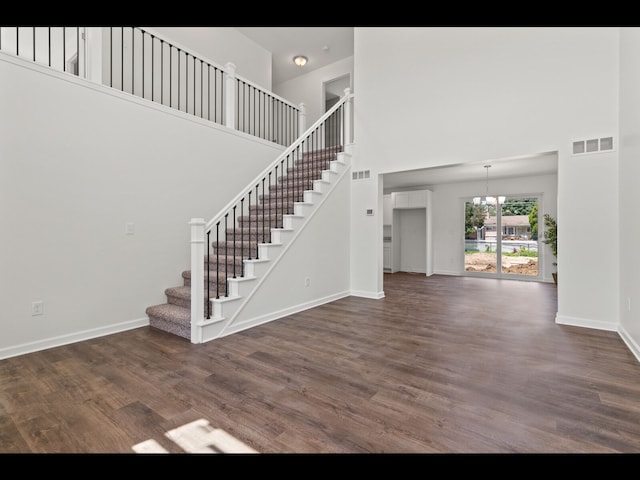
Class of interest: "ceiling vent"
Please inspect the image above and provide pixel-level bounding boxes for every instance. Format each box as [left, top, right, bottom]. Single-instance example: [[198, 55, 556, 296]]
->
[[572, 136, 614, 155]]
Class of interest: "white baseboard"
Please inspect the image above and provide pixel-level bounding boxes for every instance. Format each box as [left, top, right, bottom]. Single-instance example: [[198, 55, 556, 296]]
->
[[618, 324, 640, 364], [351, 290, 385, 299], [0, 317, 149, 360], [223, 291, 352, 337], [555, 313, 618, 332], [400, 266, 426, 274], [433, 270, 460, 276]]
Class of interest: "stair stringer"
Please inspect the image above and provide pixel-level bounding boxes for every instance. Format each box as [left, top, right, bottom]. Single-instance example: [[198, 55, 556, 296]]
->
[[196, 151, 352, 343]]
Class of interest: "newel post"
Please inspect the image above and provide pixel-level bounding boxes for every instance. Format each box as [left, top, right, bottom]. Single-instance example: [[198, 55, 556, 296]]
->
[[189, 218, 205, 343], [224, 62, 237, 130], [343, 87, 352, 145], [298, 102, 306, 137]]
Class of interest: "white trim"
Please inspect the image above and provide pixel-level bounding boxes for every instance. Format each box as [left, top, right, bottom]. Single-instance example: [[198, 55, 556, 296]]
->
[[204, 93, 354, 233], [433, 270, 460, 276], [618, 325, 640, 364], [0, 317, 149, 361], [216, 156, 351, 336], [555, 313, 618, 332], [217, 291, 351, 338], [351, 290, 385, 299], [462, 193, 545, 282]]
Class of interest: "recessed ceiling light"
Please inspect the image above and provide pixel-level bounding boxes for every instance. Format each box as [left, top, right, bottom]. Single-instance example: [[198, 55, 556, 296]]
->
[[293, 55, 308, 67]]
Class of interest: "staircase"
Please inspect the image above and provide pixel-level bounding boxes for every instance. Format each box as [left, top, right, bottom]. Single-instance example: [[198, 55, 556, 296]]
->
[[145, 144, 348, 341]]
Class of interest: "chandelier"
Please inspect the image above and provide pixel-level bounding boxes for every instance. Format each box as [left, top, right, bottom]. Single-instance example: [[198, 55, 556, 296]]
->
[[473, 165, 505, 206]]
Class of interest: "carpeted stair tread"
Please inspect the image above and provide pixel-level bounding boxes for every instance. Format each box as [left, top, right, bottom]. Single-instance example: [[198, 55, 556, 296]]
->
[[203, 255, 244, 267], [165, 285, 219, 309], [182, 269, 231, 283], [165, 285, 218, 299], [225, 230, 271, 242]]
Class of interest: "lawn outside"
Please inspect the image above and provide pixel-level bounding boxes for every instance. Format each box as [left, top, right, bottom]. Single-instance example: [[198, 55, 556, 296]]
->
[[464, 252, 538, 275]]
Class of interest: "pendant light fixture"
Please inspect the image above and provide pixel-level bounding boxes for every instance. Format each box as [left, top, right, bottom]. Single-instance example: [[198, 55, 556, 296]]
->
[[293, 55, 308, 67], [473, 165, 505, 206]]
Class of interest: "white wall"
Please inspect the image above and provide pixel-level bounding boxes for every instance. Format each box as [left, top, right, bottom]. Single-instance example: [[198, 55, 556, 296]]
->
[[618, 27, 640, 359], [223, 164, 351, 333], [274, 56, 354, 127], [425, 173, 558, 281], [557, 150, 619, 330], [353, 27, 620, 330], [150, 27, 272, 90], [0, 53, 283, 359]]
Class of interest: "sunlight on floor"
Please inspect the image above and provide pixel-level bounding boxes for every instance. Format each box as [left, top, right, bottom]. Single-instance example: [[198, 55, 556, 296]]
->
[[131, 418, 258, 453]]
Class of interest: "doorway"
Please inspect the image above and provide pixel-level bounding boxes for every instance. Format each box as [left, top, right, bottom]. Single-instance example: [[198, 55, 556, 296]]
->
[[397, 209, 427, 274], [323, 74, 350, 148]]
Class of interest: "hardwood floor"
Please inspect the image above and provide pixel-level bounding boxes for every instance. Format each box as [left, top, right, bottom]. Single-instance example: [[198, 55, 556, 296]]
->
[[2, 272, 640, 454]]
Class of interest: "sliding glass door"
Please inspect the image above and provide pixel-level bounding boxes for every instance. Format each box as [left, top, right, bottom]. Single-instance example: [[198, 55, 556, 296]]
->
[[464, 196, 540, 279], [464, 200, 497, 273]]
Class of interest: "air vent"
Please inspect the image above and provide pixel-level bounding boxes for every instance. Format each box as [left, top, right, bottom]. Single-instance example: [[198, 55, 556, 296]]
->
[[352, 169, 371, 181], [572, 136, 614, 155]]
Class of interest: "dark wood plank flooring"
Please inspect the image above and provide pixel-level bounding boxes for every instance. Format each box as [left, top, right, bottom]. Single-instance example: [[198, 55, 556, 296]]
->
[[2, 272, 640, 453]]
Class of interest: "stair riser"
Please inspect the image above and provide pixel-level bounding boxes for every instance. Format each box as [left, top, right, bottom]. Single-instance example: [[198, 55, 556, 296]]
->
[[225, 231, 271, 242], [279, 169, 326, 182], [148, 316, 191, 340], [237, 217, 283, 228], [247, 202, 294, 212], [246, 209, 286, 221], [166, 293, 224, 311], [182, 271, 233, 286], [299, 151, 340, 161], [252, 201, 296, 212], [287, 167, 330, 178], [183, 277, 230, 293], [259, 189, 305, 199], [167, 295, 207, 310], [202, 258, 244, 269], [208, 259, 255, 270], [278, 178, 315, 188], [211, 246, 261, 259], [277, 179, 321, 189]]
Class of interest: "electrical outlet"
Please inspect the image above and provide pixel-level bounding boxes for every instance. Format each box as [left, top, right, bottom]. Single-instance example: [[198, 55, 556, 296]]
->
[[304, 277, 311, 287], [32, 301, 44, 316], [126, 222, 135, 235]]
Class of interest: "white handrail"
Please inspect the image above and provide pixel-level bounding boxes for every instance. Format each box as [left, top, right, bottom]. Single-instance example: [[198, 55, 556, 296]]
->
[[204, 89, 353, 233]]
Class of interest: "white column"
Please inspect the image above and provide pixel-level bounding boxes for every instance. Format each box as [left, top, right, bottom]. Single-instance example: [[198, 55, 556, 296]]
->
[[298, 102, 306, 137], [343, 87, 352, 145], [189, 218, 205, 343], [224, 62, 236, 130]]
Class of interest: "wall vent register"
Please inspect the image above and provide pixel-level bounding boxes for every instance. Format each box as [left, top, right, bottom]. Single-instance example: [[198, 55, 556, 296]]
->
[[573, 136, 613, 155], [352, 170, 370, 180]]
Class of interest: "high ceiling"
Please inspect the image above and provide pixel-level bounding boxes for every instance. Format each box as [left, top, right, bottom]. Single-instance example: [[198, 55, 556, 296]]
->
[[235, 27, 558, 189], [236, 27, 354, 85]]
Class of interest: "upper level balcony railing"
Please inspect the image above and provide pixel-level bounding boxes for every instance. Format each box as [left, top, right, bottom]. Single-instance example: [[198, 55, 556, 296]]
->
[[0, 26, 303, 147]]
